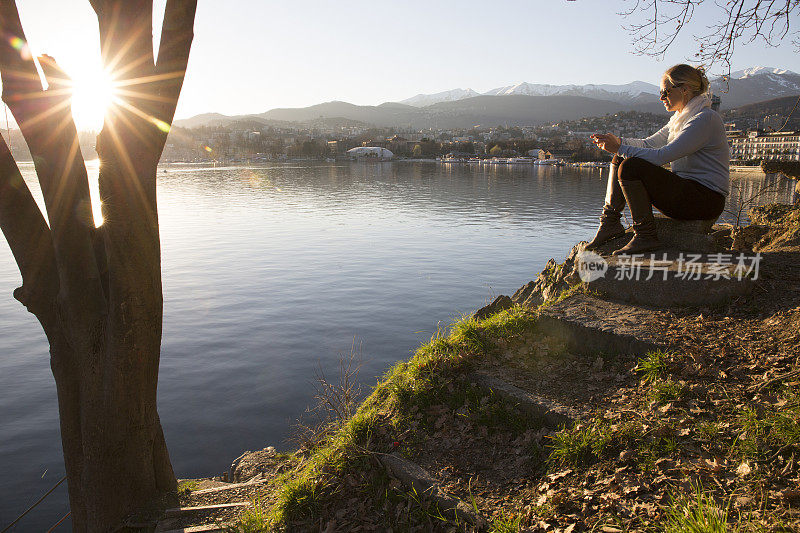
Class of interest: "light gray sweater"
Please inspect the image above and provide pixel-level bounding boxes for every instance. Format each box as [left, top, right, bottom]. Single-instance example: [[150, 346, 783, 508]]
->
[[618, 108, 730, 196]]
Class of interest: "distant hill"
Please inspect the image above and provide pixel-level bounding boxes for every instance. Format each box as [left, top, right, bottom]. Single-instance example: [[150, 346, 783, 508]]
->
[[722, 94, 800, 130], [257, 101, 427, 126], [400, 88, 481, 107], [173, 66, 798, 130], [172, 112, 364, 131], [301, 116, 371, 129], [177, 95, 667, 130], [174, 112, 242, 128], [421, 94, 665, 128]]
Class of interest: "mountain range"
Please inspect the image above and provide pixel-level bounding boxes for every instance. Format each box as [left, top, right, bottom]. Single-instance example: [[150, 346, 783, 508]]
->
[[401, 81, 660, 106], [175, 67, 800, 130]]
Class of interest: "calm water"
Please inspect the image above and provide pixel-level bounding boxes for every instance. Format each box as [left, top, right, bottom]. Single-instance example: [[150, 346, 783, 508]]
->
[[0, 161, 793, 530]]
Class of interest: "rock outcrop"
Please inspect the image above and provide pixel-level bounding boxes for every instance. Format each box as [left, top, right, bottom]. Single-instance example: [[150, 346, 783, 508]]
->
[[473, 212, 779, 317], [228, 446, 282, 483]]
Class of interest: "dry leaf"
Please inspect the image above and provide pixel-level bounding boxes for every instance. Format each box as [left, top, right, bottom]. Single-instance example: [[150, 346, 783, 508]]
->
[[548, 469, 573, 482], [703, 458, 725, 472], [736, 461, 752, 477]]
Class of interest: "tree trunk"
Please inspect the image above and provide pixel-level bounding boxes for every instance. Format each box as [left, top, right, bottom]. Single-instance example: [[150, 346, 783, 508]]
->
[[0, 1, 196, 530]]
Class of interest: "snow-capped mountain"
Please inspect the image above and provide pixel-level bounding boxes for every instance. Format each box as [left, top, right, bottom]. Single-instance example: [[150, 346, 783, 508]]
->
[[398, 80, 659, 107], [728, 66, 790, 79], [396, 68, 800, 110], [483, 81, 658, 101], [710, 67, 800, 108], [399, 88, 480, 107]]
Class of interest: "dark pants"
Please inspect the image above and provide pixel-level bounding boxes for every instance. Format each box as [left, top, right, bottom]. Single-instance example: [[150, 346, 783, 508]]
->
[[612, 155, 725, 220]]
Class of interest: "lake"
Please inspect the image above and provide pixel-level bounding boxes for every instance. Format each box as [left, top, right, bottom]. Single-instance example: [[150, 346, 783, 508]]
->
[[0, 161, 793, 530]]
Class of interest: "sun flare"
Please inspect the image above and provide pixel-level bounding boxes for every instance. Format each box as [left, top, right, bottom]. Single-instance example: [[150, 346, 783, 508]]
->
[[69, 66, 116, 131]]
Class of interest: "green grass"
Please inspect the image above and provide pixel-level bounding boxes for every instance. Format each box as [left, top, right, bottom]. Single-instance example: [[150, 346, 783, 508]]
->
[[405, 486, 457, 527], [636, 350, 670, 383], [176, 480, 199, 493], [547, 419, 645, 468], [734, 389, 800, 460], [637, 434, 678, 473], [547, 416, 682, 470], [548, 419, 614, 467], [230, 305, 538, 530], [537, 282, 588, 311], [650, 379, 686, 403], [225, 497, 271, 532], [490, 510, 522, 533], [661, 485, 734, 533], [696, 421, 721, 441]]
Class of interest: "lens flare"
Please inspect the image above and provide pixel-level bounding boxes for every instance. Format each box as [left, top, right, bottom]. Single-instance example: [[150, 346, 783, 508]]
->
[[9, 36, 31, 60], [152, 118, 171, 133]]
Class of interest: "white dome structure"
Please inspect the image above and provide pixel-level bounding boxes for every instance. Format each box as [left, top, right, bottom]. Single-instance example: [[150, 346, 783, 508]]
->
[[346, 147, 394, 161]]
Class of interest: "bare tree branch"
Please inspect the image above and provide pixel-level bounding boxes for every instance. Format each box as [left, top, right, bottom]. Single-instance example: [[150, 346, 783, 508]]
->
[[622, 0, 697, 57], [620, 0, 800, 74]]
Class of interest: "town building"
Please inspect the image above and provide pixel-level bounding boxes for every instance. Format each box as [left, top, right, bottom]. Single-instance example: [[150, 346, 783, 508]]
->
[[728, 129, 800, 162], [547, 149, 575, 161], [347, 147, 394, 161]]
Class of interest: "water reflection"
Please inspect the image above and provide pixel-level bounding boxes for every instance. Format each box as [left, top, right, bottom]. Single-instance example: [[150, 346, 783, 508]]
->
[[726, 172, 796, 225]]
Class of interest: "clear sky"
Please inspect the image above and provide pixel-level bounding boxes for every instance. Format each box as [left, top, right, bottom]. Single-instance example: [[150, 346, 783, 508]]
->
[[14, 0, 800, 127]]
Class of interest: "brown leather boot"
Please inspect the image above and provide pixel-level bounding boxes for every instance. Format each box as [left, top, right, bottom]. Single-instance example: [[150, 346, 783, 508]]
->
[[613, 179, 660, 255], [586, 159, 627, 250], [585, 206, 626, 250]]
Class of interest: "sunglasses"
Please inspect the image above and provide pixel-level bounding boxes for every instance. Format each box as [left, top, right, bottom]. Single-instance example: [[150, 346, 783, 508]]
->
[[659, 84, 683, 99]]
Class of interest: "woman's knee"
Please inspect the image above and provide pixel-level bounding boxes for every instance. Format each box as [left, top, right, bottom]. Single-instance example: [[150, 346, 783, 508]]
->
[[617, 157, 647, 182]]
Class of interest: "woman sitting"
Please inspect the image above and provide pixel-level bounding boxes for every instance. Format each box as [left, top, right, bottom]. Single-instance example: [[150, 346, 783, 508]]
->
[[587, 64, 730, 255]]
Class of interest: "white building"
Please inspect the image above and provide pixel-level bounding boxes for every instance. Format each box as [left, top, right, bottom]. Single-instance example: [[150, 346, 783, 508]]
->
[[729, 130, 800, 162], [346, 147, 394, 161]]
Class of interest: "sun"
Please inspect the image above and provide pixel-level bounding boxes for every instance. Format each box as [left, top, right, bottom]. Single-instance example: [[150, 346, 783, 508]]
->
[[69, 65, 116, 131]]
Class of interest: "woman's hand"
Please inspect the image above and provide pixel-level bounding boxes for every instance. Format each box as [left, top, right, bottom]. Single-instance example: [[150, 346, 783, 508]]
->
[[590, 133, 621, 154]]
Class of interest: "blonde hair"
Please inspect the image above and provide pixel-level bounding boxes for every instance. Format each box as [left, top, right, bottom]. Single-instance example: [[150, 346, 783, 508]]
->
[[663, 64, 710, 98]]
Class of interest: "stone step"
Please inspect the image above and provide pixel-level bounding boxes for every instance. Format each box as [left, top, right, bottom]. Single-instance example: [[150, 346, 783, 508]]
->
[[468, 371, 579, 428], [163, 502, 251, 519], [536, 294, 668, 356], [159, 524, 232, 533], [578, 251, 757, 307], [189, 478, 268, 495], [378, 453, 489, 529], [651, 214, 719, 253]]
